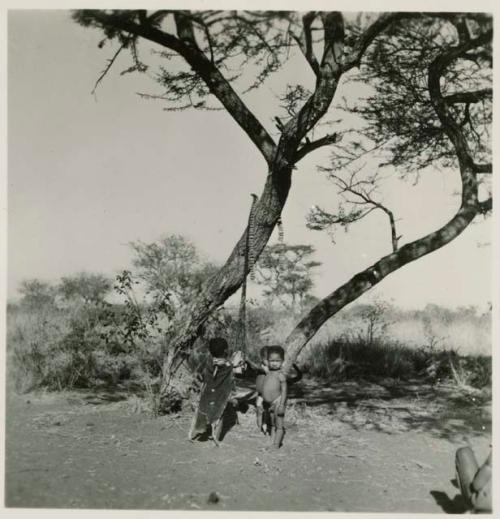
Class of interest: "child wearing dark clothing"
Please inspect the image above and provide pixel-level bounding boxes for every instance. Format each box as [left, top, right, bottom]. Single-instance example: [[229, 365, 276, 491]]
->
[[188, 338, 237, 443]]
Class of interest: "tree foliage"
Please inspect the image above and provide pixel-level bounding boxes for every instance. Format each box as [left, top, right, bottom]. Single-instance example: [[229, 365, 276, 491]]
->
[[58, 272, 112, 305], [130, 235, 218, 307], [254, 243, 320, 312], [356, 14, 492, 173], [19, 279, 57, 310], [73, 10, 296, 108], [308, 14, 491, 240]]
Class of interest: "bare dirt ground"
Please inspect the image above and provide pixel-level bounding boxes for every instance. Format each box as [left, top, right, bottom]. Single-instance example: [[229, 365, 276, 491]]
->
[[5, 378, 491, 513]]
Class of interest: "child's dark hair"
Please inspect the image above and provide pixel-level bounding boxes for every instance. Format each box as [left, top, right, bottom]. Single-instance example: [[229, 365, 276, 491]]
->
[[208, 337, 229, 358], [267, 345, 285, 360], [259, 345, 269, 360]]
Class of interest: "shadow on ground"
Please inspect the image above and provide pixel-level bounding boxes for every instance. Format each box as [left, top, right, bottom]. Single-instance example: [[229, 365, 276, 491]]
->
[[430, 490, 468, 513], [5, 378, 491, 512], [235, 377, 491, 442]]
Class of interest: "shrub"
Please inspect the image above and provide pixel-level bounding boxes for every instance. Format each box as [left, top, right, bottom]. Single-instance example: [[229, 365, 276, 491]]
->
[[7, 276, 491, 408], [301, 334, 491, 390]]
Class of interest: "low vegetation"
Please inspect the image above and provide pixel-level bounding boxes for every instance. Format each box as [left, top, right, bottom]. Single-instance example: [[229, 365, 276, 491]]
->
[[7, 236, 491, 413], [7, 286, 491, 402]]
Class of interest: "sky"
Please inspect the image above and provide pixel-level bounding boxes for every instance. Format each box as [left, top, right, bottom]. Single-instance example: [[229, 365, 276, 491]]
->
[[6, 9, 492, 310]]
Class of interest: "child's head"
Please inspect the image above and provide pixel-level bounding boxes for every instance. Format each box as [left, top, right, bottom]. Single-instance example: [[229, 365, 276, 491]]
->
[[259, 346, 269, 366], [208, 337, 229, 359], [267, 345, 285, 371]]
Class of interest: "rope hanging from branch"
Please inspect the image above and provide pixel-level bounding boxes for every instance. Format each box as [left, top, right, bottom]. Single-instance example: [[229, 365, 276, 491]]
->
[[277, 216, 284, 245], [237, 194, 258, 352]]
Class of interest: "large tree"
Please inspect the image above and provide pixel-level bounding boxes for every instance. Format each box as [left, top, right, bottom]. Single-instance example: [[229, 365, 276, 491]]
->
[[73, 11, 492, 388]]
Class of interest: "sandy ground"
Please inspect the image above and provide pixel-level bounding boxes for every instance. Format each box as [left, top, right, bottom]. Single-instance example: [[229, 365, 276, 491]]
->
[[5, 378, 491, 512]]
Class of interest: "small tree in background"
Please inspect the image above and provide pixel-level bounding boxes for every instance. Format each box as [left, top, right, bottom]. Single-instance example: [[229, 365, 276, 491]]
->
[[254, 243, 321, 314], [358, 300, 392, 345], [130, 235, 218, 309], [58, 272, 112, 305], [19, 279, 57, 310]]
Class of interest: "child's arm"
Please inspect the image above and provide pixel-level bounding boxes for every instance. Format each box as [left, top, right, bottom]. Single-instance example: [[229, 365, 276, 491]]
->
[[278, 373, 288, 414], [202, 357, 213, 382], [245, 358, 267, 375], [231, 350, 246, 375]]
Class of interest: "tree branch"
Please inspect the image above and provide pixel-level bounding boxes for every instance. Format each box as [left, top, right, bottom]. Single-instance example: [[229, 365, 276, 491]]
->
[[294, 132, 338, 163], [477, 197, 492, 215], [276, 12, 346, 168], [87, 10, 277, 166], [173, 11, 198, 43], [332, 169, 400, 252], [444, 88, 492, 104], [290, 12, 320, 76], [428, 29, 492, 192], [385, 209, 400, 253], [342, 12, 419, 71], [283, 184, 480, 371], [91, 39, 129, 95], [472, 162, 492, 174]]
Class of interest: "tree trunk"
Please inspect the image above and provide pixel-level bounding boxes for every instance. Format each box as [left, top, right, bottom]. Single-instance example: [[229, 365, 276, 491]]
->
[[174, 166, 293, 348]]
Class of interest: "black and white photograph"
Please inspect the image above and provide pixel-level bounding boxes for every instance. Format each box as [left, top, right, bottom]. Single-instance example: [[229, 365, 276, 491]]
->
[[3, 1, 495, 514]]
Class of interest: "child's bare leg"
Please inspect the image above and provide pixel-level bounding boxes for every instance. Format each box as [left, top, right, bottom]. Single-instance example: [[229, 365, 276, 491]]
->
[[269, 408, 277, 442], [273, 409, 285, 449], [256, 406, 264, 431], [256, 396, 265, 432]]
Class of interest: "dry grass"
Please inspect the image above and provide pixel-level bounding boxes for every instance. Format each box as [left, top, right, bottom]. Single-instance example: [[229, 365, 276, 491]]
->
[[7, 302, 491, 397], [250, 304, 491, 357]]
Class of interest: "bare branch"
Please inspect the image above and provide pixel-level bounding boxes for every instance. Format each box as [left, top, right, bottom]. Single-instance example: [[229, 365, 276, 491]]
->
[[294, 132, 338, 162], [332, 168, 401, 252], [92, 39, 129, 95], [342, 12, 419, 71], [444, 88, 492, 104], [472, 162, 492, 174], [290, 12, 320, 75]]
